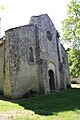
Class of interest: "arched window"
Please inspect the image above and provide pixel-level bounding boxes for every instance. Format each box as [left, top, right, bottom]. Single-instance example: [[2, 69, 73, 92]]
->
[[29, 47, 34, 62]]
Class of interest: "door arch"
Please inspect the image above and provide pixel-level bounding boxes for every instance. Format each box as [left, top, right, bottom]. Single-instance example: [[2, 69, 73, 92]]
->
[[48, 70, 55, 91]]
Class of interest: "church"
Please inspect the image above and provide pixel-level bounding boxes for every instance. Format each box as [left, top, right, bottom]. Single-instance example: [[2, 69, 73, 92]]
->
[[0, 14, 71, 98]]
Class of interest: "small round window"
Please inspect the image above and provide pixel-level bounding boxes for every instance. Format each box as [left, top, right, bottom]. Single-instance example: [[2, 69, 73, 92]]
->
[[46, 31, 52, 41]]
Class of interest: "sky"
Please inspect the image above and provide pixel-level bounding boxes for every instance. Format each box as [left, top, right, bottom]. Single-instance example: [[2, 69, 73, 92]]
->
[[0, 0, 71, 37]]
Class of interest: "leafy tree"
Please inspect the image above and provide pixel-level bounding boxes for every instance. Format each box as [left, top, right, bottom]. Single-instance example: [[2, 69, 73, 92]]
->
[[67, 48, 80, 78], [62, 0, 80, 49], [0, 5, 4, 10], [61, 0, 80, 78]]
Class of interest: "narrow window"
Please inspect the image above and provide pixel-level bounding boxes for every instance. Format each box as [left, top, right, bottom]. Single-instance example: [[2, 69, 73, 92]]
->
[[62, 57, 65, 64], [46, 31, 52, 41], [29, 47, 34, 62]]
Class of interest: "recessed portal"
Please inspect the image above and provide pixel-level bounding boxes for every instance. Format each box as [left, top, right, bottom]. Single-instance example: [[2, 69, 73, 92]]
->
[[49, 70, 55, 92]]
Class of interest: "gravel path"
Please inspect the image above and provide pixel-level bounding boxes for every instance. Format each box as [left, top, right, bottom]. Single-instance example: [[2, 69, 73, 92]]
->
[[71, 84, 80, 88]]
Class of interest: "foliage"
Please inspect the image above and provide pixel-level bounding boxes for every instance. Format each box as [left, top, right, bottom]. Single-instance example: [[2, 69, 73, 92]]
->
[[67, 48, 80, 78], [1, 89, 80, 120], [0, 5, 4, 10], [61, 0, 80, 78], [62, 0, 80, 49]]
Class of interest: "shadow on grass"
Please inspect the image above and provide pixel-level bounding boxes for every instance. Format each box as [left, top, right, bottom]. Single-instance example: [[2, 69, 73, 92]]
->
[[1, 88, 80, 116]]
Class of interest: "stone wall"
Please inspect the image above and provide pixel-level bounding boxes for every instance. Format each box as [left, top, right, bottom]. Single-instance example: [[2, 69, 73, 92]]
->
[[30, 14, 61, 91], [4, 35, 11, 98], [0, 38, 4, 93], [5, 25, 39, 98], [0, 18, 1, 38], [2, 14, 71, 98], [61, 44, 71, 88]]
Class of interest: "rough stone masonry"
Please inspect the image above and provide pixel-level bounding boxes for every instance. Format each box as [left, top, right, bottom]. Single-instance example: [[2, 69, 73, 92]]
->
[[0, 14, 71, 98]]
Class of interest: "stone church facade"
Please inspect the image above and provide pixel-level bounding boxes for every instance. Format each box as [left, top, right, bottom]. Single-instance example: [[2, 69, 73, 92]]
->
[[0, 14, 71, 98]]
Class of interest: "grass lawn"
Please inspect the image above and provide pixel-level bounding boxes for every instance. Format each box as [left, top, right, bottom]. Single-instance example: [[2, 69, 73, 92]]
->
[[0, 88, 80, 120]]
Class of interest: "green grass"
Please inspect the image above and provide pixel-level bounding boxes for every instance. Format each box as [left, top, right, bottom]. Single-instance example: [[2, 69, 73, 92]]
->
[[0, 88, 80, 120]]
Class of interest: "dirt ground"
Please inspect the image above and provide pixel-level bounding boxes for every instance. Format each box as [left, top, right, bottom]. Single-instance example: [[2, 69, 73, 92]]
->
[[71, 84, 80, 88]]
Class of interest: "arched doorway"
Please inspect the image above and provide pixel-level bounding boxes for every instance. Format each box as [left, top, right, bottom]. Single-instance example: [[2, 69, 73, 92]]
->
[[49, 70, 55, 92]]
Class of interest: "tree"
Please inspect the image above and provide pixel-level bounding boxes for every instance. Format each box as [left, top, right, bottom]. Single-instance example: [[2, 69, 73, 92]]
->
[[62, 0, 80, 49], [0, 5, 4, 10], [61, 0, 80, 78], [67, 48, 80, 78]]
